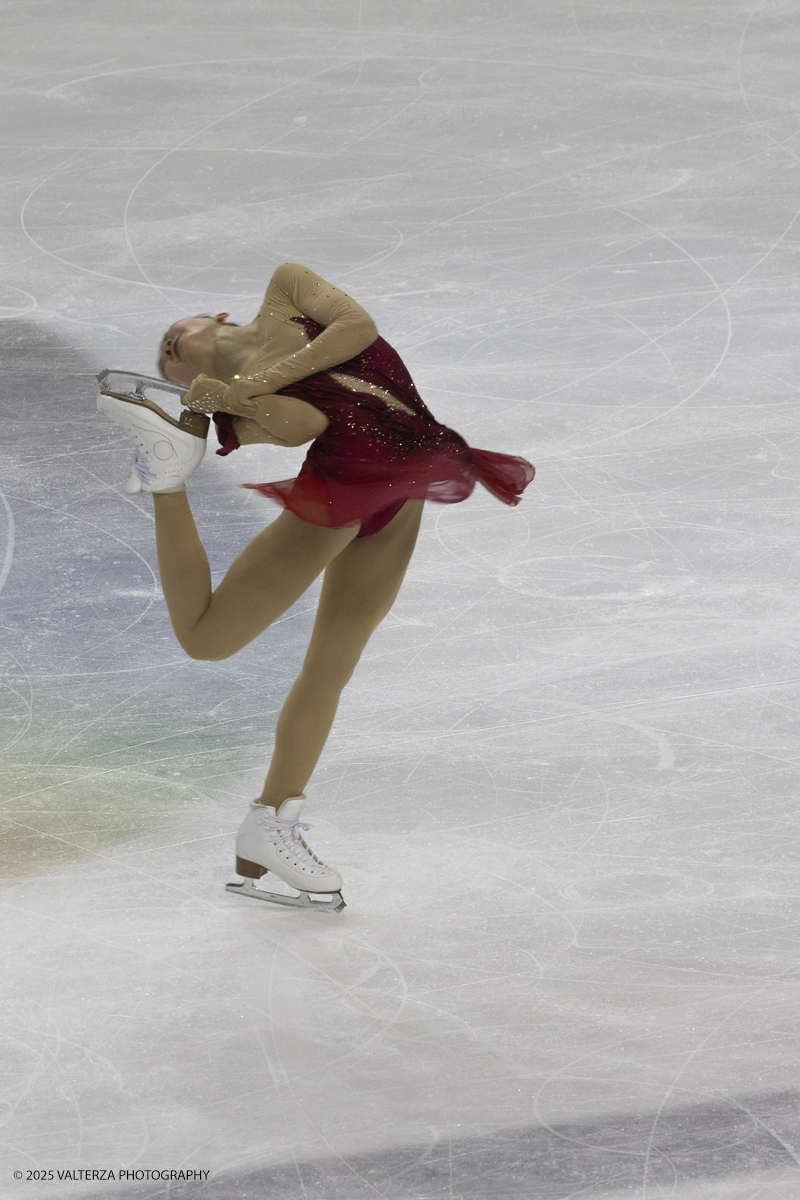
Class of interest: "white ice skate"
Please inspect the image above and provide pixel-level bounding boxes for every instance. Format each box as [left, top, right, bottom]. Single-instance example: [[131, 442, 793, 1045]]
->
[[226, 796, 346, 913], [97, 369, 209, 493]]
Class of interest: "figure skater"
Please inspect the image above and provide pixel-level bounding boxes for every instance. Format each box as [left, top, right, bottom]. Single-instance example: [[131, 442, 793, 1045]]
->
[[98, 263, 534, 911]]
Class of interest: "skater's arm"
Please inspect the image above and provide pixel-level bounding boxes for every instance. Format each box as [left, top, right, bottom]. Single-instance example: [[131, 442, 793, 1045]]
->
[[247, 263, 378, 393], [183, 264, 376, 424], [243, 394, 328, 446], [231, 408, 328, 453], [185, 375, 328, 446]]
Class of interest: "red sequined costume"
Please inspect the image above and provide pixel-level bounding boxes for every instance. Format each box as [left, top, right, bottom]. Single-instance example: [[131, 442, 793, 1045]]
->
[[214, 317, 534, 537]]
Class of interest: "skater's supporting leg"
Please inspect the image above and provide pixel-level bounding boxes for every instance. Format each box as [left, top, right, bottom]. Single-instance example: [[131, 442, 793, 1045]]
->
[[153, 495, 358, 660], [259, 499, 423, 805]]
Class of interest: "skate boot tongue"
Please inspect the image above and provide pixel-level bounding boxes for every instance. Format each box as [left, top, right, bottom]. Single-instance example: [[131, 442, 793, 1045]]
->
[[276, 796, 306, 822]]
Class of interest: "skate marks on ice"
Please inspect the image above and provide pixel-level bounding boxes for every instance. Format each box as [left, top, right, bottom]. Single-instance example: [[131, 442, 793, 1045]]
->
[[0, 322, 311, 884], [78, 1091, 800, 1200], [5, 3, 800, 1199]]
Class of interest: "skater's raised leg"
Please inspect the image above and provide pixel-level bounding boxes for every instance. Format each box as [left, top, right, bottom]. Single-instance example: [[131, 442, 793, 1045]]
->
[[153, 497, 359, 661], [152, 492, 214, 639]]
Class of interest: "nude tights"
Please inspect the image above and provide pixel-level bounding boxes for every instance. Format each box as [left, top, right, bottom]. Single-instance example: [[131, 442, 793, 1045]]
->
[[152, 492, 423, 806]]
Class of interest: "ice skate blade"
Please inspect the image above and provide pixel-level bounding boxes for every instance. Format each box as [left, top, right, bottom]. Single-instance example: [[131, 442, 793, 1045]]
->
[[225, 878, 346, 913], [97, 369, 209, 439], [97, 369, 188, 401]]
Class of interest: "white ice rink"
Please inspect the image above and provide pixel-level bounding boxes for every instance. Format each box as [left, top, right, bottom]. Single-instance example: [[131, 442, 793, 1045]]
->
[[3, 1, 800, 1196]]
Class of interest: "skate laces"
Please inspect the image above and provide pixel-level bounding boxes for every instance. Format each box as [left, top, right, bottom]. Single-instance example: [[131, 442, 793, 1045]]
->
[[130, 446, 157, 482], [263, 813, 311, 841], [260, 811, 325, 865]]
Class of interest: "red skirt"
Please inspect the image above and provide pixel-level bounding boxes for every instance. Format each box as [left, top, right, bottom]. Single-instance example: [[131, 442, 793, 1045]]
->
[[214, 322, 534, 537]]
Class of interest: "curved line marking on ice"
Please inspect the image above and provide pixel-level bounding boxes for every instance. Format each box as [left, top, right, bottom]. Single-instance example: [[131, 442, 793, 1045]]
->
[[22, 58, 361, 306], [0, 285, 38, 320], [0, 488, 16, 596], [43, 56, 342, 98]]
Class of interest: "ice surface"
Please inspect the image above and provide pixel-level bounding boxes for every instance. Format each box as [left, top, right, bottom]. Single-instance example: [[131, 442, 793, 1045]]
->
[[3, 1, 800, 1197]]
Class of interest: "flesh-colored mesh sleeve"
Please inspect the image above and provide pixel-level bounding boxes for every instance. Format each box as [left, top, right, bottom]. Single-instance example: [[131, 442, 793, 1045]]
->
[[244, 263, 378, 393]]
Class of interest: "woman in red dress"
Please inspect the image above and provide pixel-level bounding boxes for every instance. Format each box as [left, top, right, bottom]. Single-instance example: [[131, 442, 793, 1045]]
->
[[98, 263, 534, 910]]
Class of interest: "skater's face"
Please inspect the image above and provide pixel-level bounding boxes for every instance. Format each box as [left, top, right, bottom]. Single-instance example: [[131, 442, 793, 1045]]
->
[[158, 313, 229, 385]]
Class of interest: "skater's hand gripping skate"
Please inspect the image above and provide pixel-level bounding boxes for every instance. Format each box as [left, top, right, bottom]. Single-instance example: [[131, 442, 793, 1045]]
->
[[184, 374, 237, 416], [184, 373, 277, 417], [185, 374, 328, 447]]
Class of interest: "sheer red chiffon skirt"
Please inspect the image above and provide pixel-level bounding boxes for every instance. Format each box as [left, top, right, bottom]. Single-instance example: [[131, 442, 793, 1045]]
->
[[214, 320, 534, 537]]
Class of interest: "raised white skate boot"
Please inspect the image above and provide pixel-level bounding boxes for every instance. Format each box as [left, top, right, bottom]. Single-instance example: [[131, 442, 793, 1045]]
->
[[97, 369, 209, 494], [226, 796, 345, 913]]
